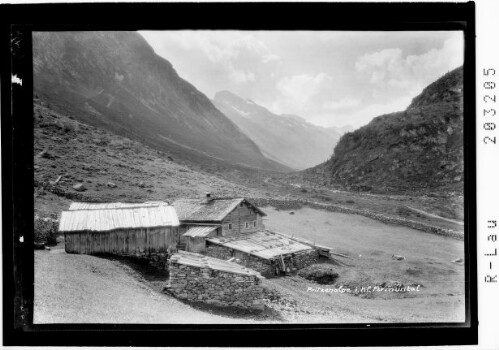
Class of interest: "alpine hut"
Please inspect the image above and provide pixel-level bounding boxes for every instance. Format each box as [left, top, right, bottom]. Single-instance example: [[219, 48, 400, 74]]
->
[[172, 194, 266, 253], [59, 201, 180, 261], [172, 194, 321, 276]]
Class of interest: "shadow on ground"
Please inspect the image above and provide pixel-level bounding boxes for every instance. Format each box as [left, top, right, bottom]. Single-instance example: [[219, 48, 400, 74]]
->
[[98, 254, 285, 322]]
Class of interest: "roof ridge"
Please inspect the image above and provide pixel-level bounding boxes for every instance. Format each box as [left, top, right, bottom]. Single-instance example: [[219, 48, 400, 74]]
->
[[68, 204, 171, 211]]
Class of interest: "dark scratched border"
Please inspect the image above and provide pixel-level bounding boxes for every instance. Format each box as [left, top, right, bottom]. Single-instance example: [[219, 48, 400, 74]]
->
[[1, 2, 477, 347]]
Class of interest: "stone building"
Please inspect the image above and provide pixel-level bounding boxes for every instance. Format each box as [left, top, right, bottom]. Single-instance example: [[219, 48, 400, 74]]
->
[[166, 251, 265, 310]]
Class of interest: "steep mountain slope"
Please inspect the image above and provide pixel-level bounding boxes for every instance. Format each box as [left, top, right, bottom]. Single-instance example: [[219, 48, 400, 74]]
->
[[33, 31, 288, 172], [33, 100, 270, 217], [304, 66, 464, 194], [213, 91, 344, 170]]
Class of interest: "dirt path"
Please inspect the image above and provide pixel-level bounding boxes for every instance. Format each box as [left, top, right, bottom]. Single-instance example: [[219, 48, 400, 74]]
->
[[406, 206, 464, 226]]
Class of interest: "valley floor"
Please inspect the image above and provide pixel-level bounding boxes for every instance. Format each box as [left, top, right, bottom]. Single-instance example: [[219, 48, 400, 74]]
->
[[35, 206, 465, 324]]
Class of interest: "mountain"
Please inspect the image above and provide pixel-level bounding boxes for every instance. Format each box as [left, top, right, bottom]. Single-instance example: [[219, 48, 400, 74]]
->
[[213, 91, 345, 170], [32, 31, 289, 172], [304, 66, 464, 193], [328, 125, 354, 135]]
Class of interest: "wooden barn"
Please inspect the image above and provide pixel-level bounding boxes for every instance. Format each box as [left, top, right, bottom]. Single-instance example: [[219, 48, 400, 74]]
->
[[59, 201, 180, 258], [172, 194, 266, 253]]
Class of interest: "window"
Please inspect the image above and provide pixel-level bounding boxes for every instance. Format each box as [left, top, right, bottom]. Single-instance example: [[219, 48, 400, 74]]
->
[[245, 222, 249, 229], [228, 223, 233, 230], [253, 221, 257, 228]]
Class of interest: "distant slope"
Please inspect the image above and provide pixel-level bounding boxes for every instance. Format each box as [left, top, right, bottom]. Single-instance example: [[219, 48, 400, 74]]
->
[[33, 31, 289, 172], [213, 91, 345, 170], [304, 66, 464, 193]]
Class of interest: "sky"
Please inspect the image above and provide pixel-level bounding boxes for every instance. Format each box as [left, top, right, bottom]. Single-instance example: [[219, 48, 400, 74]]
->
[[140, 30, 464, 129]]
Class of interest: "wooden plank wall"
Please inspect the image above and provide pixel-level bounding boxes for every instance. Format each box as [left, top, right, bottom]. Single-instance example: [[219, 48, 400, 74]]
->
[[65, 226, 179, 255], [221, 203, 263, 236]]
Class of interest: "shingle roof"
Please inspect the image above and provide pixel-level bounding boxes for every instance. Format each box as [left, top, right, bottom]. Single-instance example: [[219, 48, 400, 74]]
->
[[172, 198, 266, 222], [59, 202, 179, 232], [206, 231, 313, 260], [170, 251, 262, 278], [182, 226, 219, 238]]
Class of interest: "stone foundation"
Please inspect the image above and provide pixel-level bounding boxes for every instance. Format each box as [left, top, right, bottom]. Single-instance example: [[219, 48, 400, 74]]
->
[[246, 255, 275, 277], [165, 258, 265, 310], [204, 241, 320, 277], [204, 243, 233, 260], [290, 249, 320, 270]]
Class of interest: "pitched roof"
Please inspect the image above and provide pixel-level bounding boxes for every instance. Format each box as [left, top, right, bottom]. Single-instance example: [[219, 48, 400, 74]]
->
[[68, 201, 168, 211], [206, 231, 313, 260], [170, 251, 262, 278], [172, 198, 266, 222], [182, 226, 219, 238], [59, 202, 179, 232]]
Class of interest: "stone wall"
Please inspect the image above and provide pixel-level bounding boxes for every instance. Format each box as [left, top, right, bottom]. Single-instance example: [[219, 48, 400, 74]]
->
[[246, 254, 275, 277], [204, 241, 319, 277], [204, 242, 233, 260], [251, 198, 464, 240], [165, 260, 265, 310], [289, 249, 320, 270]]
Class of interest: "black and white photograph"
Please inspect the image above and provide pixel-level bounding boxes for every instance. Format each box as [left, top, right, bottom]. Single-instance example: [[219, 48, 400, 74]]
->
[[3, 1, 488, 347], [31, 29, 466, 324]]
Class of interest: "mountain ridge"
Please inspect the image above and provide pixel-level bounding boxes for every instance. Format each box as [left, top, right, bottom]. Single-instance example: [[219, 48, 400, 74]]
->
[[33, 31, 289, 173], [212, 90, 348, 170], [303, 66, 464, 194]]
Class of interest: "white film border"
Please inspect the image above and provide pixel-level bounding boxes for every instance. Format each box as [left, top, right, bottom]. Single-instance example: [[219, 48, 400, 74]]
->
[[477, 0, 499, 349]]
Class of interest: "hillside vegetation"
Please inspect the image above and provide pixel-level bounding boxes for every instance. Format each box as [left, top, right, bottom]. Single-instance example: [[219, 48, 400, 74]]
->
[[304, 66, 464, 195], [33, 100, 267, 218]]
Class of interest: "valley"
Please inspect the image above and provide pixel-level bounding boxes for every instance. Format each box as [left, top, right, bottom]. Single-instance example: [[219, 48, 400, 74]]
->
[[34, 99, 463, 236], [31, 30, 466, 325]]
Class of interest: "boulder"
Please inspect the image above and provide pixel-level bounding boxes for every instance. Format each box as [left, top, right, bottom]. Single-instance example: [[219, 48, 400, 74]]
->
[[107, 181, 117, 188], [37, 149, 56, 159], [73, 183, 86, 192]]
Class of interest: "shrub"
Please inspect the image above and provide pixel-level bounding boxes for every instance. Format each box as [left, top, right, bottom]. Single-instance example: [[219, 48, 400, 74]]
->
[[298, 264, 339, 285], [34, 215, 59, 247]]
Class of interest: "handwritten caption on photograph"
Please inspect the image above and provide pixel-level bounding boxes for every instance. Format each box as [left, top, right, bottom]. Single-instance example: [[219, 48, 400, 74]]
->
[[307, 285, 422, 294]]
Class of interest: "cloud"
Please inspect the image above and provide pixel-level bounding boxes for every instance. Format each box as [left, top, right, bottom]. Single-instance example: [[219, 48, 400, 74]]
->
[[271, 73, 365, 124], [144, 31, 280, 85], [275, 73, 333, 109], [355, 35, 464, 96], [311, 95, 412, 129], [228, 68, 256, 84], [323, 97, 361, 111]]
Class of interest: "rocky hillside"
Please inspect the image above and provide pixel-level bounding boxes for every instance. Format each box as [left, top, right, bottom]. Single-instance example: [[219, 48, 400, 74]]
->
[[304, 66, 464, 194], [33, 31, 288, 172], [33, 100, 269, 217], [213, 91, 346, 170]]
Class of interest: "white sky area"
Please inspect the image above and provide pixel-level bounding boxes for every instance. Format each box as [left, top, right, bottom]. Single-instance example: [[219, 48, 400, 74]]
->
[[140, 30, 463, 129]]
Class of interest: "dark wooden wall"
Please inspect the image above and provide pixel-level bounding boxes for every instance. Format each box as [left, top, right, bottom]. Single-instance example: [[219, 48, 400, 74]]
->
[[64, 226, 179, 255]]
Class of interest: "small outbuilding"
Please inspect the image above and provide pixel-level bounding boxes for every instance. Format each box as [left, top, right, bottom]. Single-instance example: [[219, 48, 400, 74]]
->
[[59, 201, 180, 262], [166, 251, 265, 309]]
